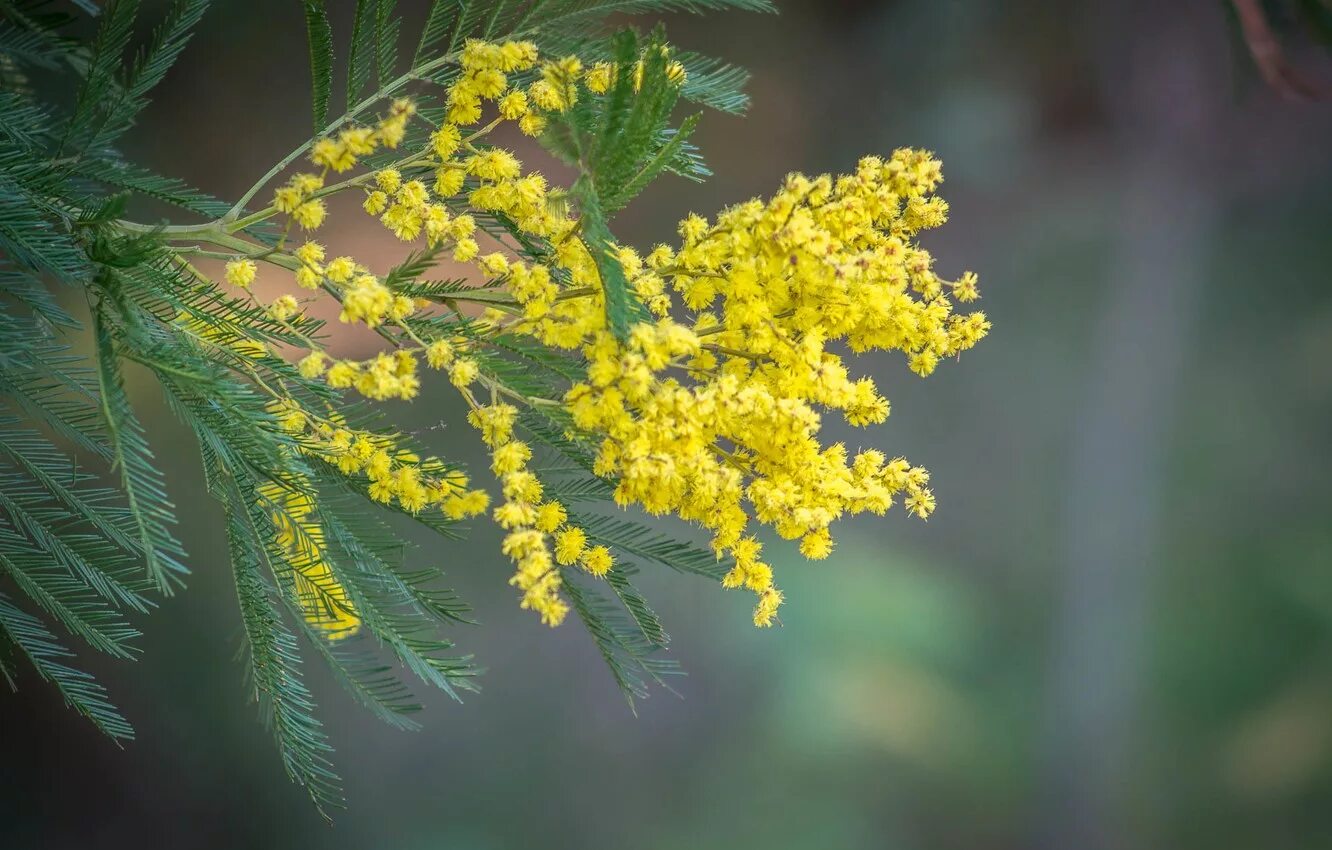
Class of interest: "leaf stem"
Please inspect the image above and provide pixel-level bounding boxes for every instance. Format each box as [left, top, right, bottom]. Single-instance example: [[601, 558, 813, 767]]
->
[[224, 51, 464, 220]]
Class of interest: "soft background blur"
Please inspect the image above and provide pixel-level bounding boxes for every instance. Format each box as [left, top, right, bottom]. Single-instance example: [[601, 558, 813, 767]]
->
[[4, 0, 1332, 847]]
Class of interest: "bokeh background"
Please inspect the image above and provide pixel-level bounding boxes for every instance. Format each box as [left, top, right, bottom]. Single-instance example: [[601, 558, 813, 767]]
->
[[4, 0, 1332, 847]]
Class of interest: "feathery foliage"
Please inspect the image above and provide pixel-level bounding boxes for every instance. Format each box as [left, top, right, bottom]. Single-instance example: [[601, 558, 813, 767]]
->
[[301, 0, 335, 130]]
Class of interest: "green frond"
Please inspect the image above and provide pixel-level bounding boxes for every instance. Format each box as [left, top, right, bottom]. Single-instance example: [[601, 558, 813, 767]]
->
[[0, 91, 53, 150], [562, 570, 680, 708], [416, 0, 462, 64], [519, 405, 600, 473], [301, 0, 335, 131], [374, 0, 401, 88], [383, 243, 449, 291], [219, 469, 342, 814], [393, 276, 496, 300], [581, 27, 698, 212], [312, 501, 479, 699], [444, 0, 498, 54], [64, 0, 211, 152], [0, 171, 89, 283], [572, 511, 731, 581], [315, 492, 474, 626], [0, 314, 110, 456], [0, 263, 78, 327], [577, 180, 639, 340], [93, 306, 189, 594], [0, 15, 69, 75], [0, 590, 135, 740], [604, 561, 669, 648], [61, 0, 140, 153], [0, 424, 144, 569], [617, 111, 703, 198], [69, 158, 229, 217], [346, 0, 378, 108], [300, 626, 424, 732], [0, 526, 142, 660], [541, 471, 615, 503], [0, 467, 154, 613], [677, 50, 752, 114], [121, 0, 210, 113]]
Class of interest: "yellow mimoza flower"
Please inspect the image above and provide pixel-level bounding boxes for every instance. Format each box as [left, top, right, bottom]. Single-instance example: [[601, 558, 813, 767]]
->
[[258, 481, 360, 639], [195, 37, 987, 632]]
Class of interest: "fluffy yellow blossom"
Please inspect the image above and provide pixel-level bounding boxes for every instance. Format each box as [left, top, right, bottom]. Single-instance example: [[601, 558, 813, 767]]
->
[[295, 241, 325, 265], [580, 545, 613, 577], [448, 357, 479, 388], [460, 397, 600, 625], [431, 124, 462, 159], [363, 190, 388, 216], [324, 256, 356, 283], [224, 259, 256, 289], [311, 138, 354, 172], [535, 501, 566, 533], [467, 402, 516, 446], [267, 294, 299, 321], [350, 351, 419, 400], [518, 113, 546, 137], [339, 274, 393, 327], [497, 90, 529, 120], [295, 266, 322, 289], [953, 271, 980, 302], [491, 440, 531, 475], [434, 166, 466, 197], [753, 587, 783, 628], [298, 351, 327, 378], [453, 237, 479, 262], [375, 99, 414, 149], [585, 62, 613, 93], [293, 199, 327, 230], [554, 527, 586, 565], [326, 360, 358, 388], [425, 339, 454, 369]]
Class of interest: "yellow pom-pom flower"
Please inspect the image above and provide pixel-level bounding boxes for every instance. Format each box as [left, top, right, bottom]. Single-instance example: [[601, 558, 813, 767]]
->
[[224, 259, 256, 289]]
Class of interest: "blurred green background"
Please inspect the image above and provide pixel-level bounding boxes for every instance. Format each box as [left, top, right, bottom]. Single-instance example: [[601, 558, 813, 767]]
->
[[4, 0, 1332, 848]]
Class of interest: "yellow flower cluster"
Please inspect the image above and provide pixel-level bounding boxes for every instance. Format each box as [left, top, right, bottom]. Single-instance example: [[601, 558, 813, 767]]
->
[[257, 479, 361, 638], [224, 258, 256, 289], [450, 38, 555, 135], [465, 402, 610, 626], [317, 349, 421, 401], [266, 399, 489, 521], [518, 150, 987, 625], [217, 37, 987, 630], [310, 98, 413, 173], [584, 49, 687, 95]]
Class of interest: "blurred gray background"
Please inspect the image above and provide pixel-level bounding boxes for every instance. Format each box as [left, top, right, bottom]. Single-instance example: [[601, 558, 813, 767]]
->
[[3, 0, 1332, 848]]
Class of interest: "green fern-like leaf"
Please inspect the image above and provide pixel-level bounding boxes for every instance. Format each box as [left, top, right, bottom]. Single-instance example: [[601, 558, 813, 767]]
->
[[346, 0, 378, 108], [301, 0, 335, 131], [563, 570, 680, 707], [93, 304, 189, 594], [572, 511, 731, 581], [0, 591, 135, 740], [220, 469, 343, 814], [374, 0, 401, 88]]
